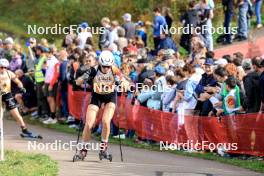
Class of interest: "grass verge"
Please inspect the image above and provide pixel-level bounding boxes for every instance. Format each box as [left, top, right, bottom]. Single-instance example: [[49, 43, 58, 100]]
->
[[0, 150, 58, 176], [17, 116, 264, 173]]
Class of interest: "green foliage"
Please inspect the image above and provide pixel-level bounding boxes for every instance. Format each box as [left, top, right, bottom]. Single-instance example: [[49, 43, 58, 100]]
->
[[4, 0, 252, 50], [0, 0, 189, 29]]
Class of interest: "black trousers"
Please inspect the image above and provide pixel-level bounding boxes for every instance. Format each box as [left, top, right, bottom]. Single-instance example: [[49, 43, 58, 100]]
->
[[153, 37, 161, 50], [36, 82, 50, 116]]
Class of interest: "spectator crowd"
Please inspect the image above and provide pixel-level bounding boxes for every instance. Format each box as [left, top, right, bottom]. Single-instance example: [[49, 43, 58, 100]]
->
[[0, 0, 264, 140]]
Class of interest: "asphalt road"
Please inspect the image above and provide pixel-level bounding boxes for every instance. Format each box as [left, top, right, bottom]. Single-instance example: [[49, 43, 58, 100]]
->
[[3, 118, 262, 176]]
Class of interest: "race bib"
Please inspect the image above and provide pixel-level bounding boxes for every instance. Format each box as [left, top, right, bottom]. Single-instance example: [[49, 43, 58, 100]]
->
[[93, 70, 115, 94]]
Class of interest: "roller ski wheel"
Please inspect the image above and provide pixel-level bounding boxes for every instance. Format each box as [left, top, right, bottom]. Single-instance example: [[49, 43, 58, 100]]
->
[[20, 132, 43, 139], [72, 154, 83, 162], [73, 150, 87, 162], [99, 150, 113, 162]]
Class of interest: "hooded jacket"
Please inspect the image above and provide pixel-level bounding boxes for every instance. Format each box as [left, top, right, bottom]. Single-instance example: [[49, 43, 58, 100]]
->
[[243, 71, 261, 113]]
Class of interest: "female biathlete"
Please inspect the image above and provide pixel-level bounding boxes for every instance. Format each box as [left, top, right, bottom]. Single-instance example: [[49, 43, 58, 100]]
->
[[0, 58, 42, 139], [74, 50, 126, 161]]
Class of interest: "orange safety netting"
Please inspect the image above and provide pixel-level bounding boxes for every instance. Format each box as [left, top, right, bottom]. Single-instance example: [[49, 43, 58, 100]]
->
[[68, 85, 264, 156]]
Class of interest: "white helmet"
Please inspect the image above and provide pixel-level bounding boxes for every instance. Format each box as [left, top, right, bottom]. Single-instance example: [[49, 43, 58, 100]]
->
[[99, 50, 114, 67], [0, 58, 9, 68]]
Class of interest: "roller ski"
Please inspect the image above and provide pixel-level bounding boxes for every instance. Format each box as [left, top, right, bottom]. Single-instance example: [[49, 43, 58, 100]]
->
[[72, 148, 87, 162], [20, 129, 43, 139], [99, 142, 112, 162]]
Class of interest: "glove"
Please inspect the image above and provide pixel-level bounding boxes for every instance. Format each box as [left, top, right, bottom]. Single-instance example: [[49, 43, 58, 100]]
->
[[114, 76, 122, 86], [20, 87, 26, 94], [81, 69, 92, 82]]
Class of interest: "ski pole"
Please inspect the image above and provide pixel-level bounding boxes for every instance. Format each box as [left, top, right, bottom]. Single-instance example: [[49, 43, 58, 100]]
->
[[115, 91, 123, 162], [74, 82, 87, 155]]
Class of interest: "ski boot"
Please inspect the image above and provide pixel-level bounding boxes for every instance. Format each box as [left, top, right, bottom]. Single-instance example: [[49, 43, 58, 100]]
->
[[73, 148, 87, 162], [98, 142, 112, 162], [20, 129, 43, 139]]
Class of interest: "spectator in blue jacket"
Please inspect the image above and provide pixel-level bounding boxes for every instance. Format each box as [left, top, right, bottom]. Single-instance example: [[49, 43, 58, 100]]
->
[[195, 58, 218, 115], [58, 50, 69, 120], [152, 7, 167, 50], [136, 21, 147, 47], [161, 75, 177, 112], [157, 31, 178, 54], [128, 64, 138, 82]]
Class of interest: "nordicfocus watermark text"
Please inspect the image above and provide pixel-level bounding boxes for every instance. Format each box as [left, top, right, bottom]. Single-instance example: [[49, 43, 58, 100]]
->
[[160, 24, 238, 35], [93, 83, 169, 93], [27, 140, 105, 151], [160, 141, 238, 152], [27, 24, 105, 35]]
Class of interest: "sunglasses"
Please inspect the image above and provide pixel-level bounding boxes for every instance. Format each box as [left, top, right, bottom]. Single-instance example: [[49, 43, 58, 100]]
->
[[102, 66, 111, 69], [0, 67, 6, 69]]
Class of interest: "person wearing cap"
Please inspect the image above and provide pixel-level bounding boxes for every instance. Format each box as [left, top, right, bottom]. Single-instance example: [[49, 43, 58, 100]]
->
[[137, 64, 166, 110], [242, 61, 252, 72], [0, 58, 37, 137], [135, 21, 147, 47], [3, 37, 14, 49], [99, 17, 111, 50], [77, 22, 92, 49], [195, 58, 218, 116], [214, 58, 228, 67], [34, 45, 50, 120], [146, 65, 167, 110], [122, 13, 136, 40], [136, 59, 155, 85], [2, 37, 14, 62]]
